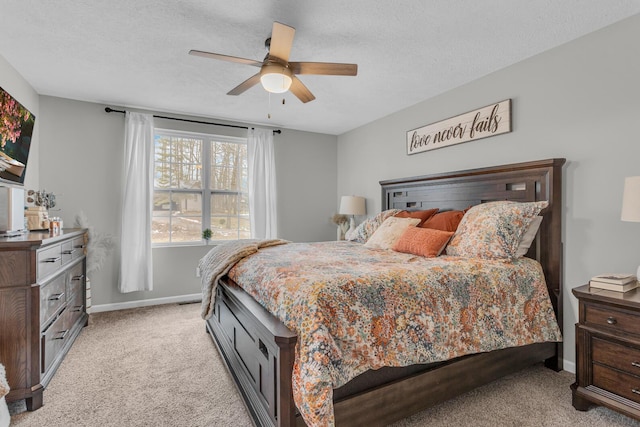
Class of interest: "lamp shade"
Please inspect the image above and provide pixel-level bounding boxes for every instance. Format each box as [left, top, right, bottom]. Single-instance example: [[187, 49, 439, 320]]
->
[[260, 63, 293, 93], [339, 196, 366, 216], [621, 176, 640, 222]]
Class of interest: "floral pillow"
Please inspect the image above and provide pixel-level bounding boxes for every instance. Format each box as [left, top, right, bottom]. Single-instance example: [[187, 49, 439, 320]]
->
[[445, 201, 548, 260], [364, 217, 421, 250], [345, 209, 401, 243]]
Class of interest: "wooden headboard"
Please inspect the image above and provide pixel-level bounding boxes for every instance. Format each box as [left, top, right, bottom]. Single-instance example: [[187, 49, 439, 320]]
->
[[380, 158, 566, 367]]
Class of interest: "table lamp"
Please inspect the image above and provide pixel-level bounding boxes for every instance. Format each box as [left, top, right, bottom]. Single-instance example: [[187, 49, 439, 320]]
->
[[621, 176, 640, 278], [339, 196, 366, 236]]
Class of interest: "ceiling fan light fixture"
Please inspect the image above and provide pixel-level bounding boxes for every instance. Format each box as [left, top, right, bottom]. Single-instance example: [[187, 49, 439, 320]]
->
[[260, 63, 293, 93]]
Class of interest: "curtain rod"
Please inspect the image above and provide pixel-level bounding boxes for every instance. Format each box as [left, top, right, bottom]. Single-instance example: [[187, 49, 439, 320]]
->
[[104, 107, 281, 134]]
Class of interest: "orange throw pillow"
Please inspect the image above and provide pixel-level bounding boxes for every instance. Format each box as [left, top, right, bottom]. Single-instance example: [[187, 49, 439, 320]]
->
[[394, 208, 438, 226], [392, 227, 454, 258], [421, 210, 465, 232]]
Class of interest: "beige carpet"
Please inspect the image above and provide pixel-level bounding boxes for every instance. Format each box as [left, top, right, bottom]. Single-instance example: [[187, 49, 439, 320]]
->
[[8, 302, 640, 427]]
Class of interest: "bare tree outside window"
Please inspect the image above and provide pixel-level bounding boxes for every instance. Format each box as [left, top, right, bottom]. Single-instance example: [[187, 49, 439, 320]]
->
[[152, 130, 249, 245]]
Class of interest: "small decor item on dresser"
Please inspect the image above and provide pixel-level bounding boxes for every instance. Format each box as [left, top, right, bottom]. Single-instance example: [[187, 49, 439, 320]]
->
[[26, 189, 57, 230], [589, 273, 638, 292]]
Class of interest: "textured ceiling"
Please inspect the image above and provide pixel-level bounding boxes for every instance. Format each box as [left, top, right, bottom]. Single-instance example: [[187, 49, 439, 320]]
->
[[1, 1, 639, 135]]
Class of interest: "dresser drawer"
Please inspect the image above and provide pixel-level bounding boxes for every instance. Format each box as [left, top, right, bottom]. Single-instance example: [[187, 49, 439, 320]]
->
[[37, 244, 62, 281], [66, 290, 85, 328], [41, 313, 69, 374], [72, 236, 86, 260], [40, 272, 66, 329], [61, 240, 73, 265], [66, 261, 84, 302], [593, 364, 640, 404], [584, 303, 640, 336], [61, 237, 86, 264], [592, 337, 640, 376]]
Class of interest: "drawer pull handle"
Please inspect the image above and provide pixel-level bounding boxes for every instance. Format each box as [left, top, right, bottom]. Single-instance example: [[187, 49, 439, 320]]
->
[[606, 316, 617, 325], [62, 249, 77, 255], [632, 362, 640, 369], [49, 292, 65, 301], [44, 257, 61, 263], [72, 274, 85, 281], [72, 305, 85, 312], [54, 329, 70, 340], [75, 244, 86, 249], [633, 388, 640, 396]]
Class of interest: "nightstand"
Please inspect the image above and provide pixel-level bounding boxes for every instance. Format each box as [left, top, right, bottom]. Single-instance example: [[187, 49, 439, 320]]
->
[[572, 284, 640, 420]]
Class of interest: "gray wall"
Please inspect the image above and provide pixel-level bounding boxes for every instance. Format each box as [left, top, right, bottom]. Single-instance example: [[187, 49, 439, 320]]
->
[[38, 96, 337, 307], [0, 54, 40, 190], [337, 14, 640, 371]]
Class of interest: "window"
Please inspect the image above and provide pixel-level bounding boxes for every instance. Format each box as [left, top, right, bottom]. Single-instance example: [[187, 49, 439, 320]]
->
[[152, 129, 250, 245]]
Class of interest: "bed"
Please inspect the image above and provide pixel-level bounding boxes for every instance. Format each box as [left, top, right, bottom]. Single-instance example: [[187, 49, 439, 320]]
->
[[203, 158, 565, 427]]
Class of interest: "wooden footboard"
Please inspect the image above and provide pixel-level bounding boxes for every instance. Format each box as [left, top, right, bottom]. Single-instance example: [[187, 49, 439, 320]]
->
[[206, 279, 297, 427]]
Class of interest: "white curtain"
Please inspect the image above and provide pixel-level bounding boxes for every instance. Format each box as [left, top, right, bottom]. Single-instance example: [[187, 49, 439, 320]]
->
[[247, 128, 278, 239], [118, 112, 154, 293]]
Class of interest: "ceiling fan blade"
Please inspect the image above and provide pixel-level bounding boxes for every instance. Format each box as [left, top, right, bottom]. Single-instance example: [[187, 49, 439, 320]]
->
[[227, 73, 262, 95], [289, 76, 315, 103], [269, 22, 295, 62], [289, 62, 358, 76], [189, 50, 262, 67]]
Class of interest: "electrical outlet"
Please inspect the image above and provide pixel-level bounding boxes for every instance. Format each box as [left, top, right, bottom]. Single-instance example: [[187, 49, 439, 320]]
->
[[196, 267, 201, 277]]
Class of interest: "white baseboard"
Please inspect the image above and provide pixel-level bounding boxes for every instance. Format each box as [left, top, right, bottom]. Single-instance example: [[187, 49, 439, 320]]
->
[[563, 359, 575, 374], [91, 293, 202, 313]]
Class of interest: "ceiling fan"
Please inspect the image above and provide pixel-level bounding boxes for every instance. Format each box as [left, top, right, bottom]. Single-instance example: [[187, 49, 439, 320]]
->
[[189, 22, 358, 103]]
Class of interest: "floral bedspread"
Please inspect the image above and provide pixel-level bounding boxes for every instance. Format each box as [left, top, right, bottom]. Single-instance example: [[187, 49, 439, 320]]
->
[[228, 241, 562, 427]]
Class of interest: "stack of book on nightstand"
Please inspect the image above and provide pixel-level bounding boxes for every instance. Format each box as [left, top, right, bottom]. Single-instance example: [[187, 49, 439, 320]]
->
[[589, 273, 639, 292]]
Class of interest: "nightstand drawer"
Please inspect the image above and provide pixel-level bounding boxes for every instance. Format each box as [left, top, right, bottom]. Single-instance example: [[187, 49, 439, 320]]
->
[[593, 364, 640, 404], [585, 303, 640, 336], [592, 337, 640, 376]]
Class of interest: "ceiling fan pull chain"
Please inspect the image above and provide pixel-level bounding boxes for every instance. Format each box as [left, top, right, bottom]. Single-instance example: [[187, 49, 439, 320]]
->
[[268, 92, 272, 119]]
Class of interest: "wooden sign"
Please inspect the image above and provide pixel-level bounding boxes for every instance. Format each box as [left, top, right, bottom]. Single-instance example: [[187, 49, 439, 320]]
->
[[407, 99, 511, 155]]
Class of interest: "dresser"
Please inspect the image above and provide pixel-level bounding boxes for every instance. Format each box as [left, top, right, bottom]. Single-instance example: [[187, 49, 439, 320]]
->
[[0, 229, 88, 410], [572, 284, 640, 420]]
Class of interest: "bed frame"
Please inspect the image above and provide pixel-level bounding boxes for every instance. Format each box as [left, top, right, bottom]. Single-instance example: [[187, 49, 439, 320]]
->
[[205, 158, 566, 427]]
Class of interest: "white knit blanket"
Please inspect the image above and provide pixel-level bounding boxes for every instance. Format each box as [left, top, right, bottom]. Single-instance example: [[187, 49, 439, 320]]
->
[[199, 239, 288, 319]]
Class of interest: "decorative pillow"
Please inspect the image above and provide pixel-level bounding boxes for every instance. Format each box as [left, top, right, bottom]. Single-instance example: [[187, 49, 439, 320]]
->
[[392, 227, 454, 258], [421, 210, 466, 232], [394, 208, 439, 226], [345, 209, 401, 243], [364, 217, 421, 250], [515, 215, 543, 258], [445, 201, 548, 260]]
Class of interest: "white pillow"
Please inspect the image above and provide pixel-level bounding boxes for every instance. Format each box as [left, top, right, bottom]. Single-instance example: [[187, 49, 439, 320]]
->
[[515, 216, 543, 257], [364, 217, 421, 250]]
